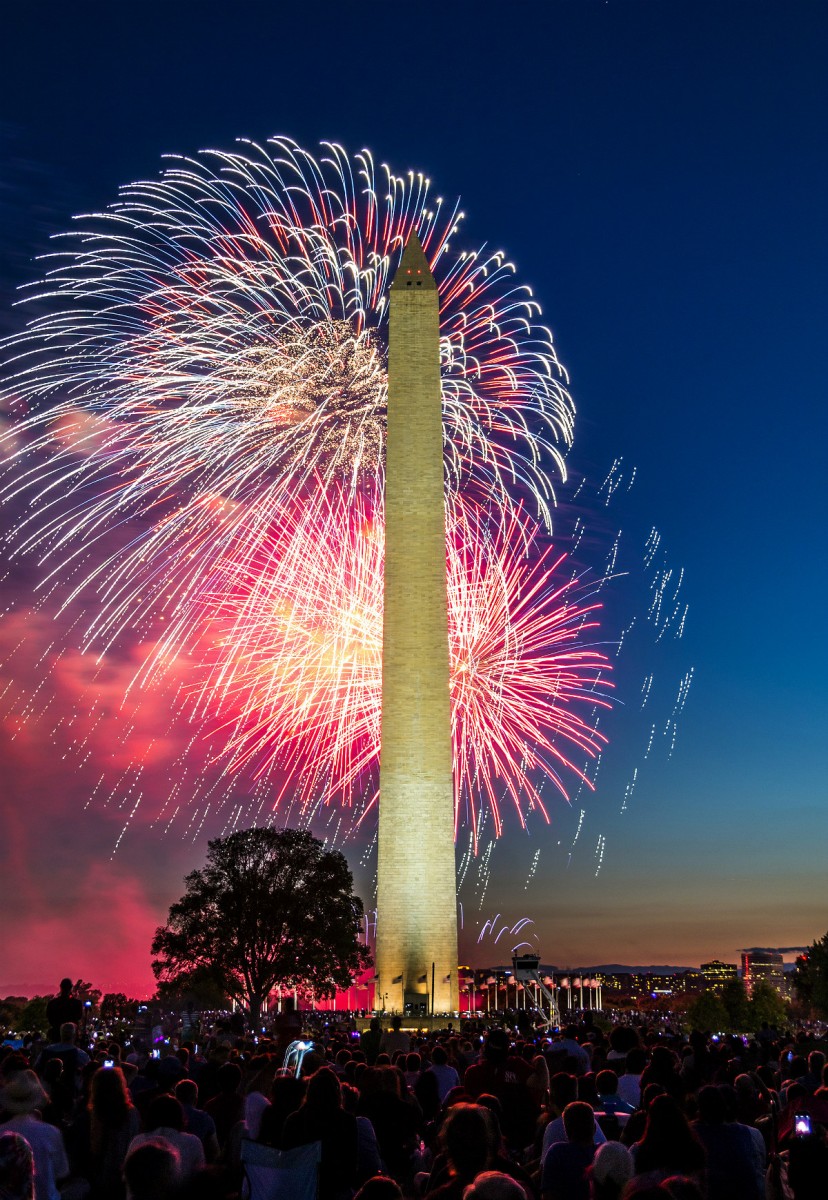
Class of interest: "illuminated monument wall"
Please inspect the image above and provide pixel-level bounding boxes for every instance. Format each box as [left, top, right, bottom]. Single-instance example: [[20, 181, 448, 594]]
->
[[376, 233, 459, 1014]]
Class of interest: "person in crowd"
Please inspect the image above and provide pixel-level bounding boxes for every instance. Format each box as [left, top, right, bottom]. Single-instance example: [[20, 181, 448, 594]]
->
[[340, 1082, 383, 1184], [541, 1075, 606, 1157], [540, 1101, 597, 1200], [127, 1094, 205, 1181], [0, 1130, 35, 1200], [122, 1139, 180, 1200], [587, 1140, 633, 1200], [380, 1018, 410, 1058], [617, 1048, 648, 1110], [84, 1065, 141, 1198], [256, 1074, 306, 1148], [639, 1048, 684, 1104], [690, 1084, 762, 1200], [595, 1070, 635, 1116], [45, 982, 83, 1045], [426, 1102, 493, 1199], [174, 1078, 219, 1162], [463, 1171, 529, 1200], [550, 1029, 591, 1077], [354, 1177, 404, 1200], [360, 1018, 383, 1066], [359, 1066, 419, 1182], [35, 1025, 90, 1094], [204, 1061, 245, 1149], [629, 1094, 705, 1188], [0, 1071, 71, 1200], [464, 1030, 537, 1151], [426, 1046, 460, 1104], [282, 1066, 359, 1200]]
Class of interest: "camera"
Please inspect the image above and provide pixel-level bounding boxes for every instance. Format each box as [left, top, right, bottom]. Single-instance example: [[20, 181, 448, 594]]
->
[[795, 1115, 812, 1137], [103, 1059, 114, 1069]]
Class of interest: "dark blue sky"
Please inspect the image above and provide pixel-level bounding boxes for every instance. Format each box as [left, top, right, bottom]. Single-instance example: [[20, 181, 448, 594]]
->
[[2, 0, 826, 991]]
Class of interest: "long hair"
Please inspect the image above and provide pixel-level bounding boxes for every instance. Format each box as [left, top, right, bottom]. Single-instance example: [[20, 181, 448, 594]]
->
[[634, 1095, 705, 1176], [88, 1066, 133, 1152]]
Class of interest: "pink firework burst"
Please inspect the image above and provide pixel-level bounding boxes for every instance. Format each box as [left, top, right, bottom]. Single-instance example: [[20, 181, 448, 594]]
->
[[202, 486, 612, 841]]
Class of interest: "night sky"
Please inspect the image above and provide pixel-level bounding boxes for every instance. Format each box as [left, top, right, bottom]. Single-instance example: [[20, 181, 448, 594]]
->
[[2, 0, 826, 998]]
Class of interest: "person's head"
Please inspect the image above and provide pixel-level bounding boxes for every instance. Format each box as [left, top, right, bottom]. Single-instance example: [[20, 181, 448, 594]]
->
[[432, 1044, 448, 1066], [562, 1100, 595, 1146], [640, 1082, 667, 1111], [551, 1071, 578, 1110], [462, 1171, 527, 1200], [405, 1052, 421, 1073], [787, 1133, 828, 1200], [625, 1047, 648, 1076], [354, 1177, 404, 1200], [89, 1065, 132, 1120], [807, 1050, 825, 1077], [391, 1016, 402, 1032], [305, 1066, 341, 1112], [483, 1029, 510, 1063], [695, 1084, 726, 1125], [175, 1078, 199, 1107], [596, 1069, 619, 1096], [0, 1071, 48, 1116], [59, 1022, 77, 1045], [58, 978, 73, 996], [146, 1093, 185, 1132], [659, 1178, 706, 1200], [0, 1131, 34, 1200], [441, 1103, 493, 1180], [589, 1140, 633, 1200], [215, 1060, 242, 1094], [123, 1139, 180, 1200], [369, 1017, 381, 1033], [635, 1094, 703, 1176]]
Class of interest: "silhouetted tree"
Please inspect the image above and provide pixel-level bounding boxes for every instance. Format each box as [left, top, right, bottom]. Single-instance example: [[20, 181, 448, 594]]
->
[[749, 980, 787, 1027], [151, 827, 370, 1024], [793, 935, 828, 1018], [720, 978, 751, 1031], [686, 989, 728, 1033]]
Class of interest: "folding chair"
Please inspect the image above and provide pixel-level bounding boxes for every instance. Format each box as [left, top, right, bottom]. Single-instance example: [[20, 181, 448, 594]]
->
[[241, 1138, 321, 1200]]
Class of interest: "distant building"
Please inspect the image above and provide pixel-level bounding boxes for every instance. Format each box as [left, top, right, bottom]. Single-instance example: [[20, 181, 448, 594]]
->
[[741, 951, 784, 996], [701, 960, 738, 992]]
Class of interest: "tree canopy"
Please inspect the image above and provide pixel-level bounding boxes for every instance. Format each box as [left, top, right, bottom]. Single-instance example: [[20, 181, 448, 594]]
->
[[151, 827, 370, 1022], [793, 934, 828, 1018]]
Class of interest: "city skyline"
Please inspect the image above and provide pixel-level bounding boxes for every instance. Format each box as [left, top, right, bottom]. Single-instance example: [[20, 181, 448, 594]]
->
[[1, 0, 826, 998]]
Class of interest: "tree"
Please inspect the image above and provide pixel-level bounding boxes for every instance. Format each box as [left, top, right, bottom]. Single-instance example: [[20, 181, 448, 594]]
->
[[749, 980, 788, 1028], [151, 827, 371, 1023], [720, 978, 751, 1032], [686, 990, 728, 1033], [793, 935, 828, 1018], [100, 993, 139, 1023], [18, 996, 49, 1036]]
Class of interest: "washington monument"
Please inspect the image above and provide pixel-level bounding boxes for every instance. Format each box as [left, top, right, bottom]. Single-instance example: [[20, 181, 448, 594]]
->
[[376, 232, 459, 1014]]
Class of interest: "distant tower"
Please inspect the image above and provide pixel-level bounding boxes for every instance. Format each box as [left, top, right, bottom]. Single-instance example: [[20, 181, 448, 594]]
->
[[376, 232, 459, 1014]]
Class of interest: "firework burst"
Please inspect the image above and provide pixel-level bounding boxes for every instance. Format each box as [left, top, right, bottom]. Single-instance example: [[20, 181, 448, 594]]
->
[[200, 487, 611, 841], [1, 136, 611, 839]]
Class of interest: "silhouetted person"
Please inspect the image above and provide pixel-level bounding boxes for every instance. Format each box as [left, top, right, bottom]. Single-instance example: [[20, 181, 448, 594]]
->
[[46, 980, 83, 1043]]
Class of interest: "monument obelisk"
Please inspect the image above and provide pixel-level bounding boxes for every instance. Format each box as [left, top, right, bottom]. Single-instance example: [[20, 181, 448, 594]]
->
[[376, 232, 458, 1014]]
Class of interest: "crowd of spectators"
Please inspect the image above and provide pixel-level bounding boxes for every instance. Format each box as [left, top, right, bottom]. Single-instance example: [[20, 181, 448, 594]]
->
[[2, 978, 828, 1199]]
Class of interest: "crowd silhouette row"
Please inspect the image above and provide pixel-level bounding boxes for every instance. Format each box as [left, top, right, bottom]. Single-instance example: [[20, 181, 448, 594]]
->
[[2, 978, 827, 1199]]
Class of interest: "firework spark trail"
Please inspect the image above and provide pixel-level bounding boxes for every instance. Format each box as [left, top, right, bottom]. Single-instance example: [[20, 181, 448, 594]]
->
[[200, 488, 613, 839], [1, 137, 574, 658]]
